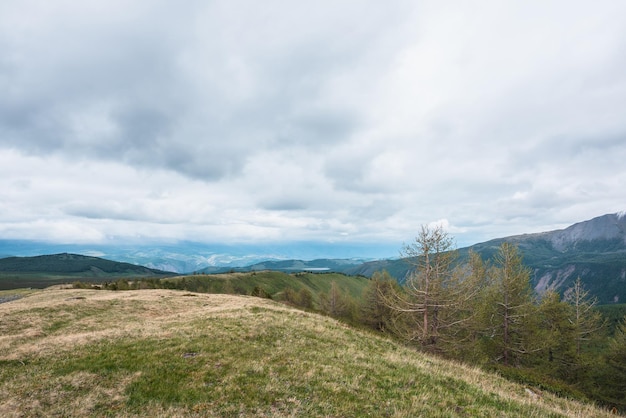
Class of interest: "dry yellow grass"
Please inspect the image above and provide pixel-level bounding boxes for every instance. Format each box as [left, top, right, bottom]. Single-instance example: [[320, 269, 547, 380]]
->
[[0, 288, 617, 417], [0, 288, 290, 360]]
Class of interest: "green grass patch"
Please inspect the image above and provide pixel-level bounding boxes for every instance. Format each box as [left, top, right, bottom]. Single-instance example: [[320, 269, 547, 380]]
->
[[165, 270, 370, 303], [0, 289, 614, 417]]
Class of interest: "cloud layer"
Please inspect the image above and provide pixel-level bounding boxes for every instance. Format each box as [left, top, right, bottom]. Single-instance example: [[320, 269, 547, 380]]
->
[[1, 0, 625, 254]]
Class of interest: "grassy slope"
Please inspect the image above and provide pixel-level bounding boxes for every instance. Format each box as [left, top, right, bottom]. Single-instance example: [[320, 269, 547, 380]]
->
[[0, 289, 615, 417], [167, 271, 369, 301]]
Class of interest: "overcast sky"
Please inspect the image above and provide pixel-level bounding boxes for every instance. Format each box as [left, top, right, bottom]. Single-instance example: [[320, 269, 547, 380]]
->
[[1, 0, 625, 257]]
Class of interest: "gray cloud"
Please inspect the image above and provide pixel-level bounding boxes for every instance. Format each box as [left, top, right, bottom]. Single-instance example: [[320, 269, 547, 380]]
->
[[1, 0, 625, 251]]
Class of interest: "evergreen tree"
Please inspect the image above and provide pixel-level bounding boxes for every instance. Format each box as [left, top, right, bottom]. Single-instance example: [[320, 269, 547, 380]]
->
[[563, 277, 606, 356], [319, 281, 349, 318], [395, 225, 456, 347], [282, 287, 299, 305], [603, 317, 626, 410], [446, 251, 491, 362], [298, 288, 314, 309], [250, 286, 272, 299], [481, 243, 539, 366], [384, 225, 480, 353], [537, 290, 575, 375], [360, 271, 399, 332]]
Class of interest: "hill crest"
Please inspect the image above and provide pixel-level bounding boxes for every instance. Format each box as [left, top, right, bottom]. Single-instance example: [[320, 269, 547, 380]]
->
[[0, 252, 174, 275], [0, 288, 613, 417]]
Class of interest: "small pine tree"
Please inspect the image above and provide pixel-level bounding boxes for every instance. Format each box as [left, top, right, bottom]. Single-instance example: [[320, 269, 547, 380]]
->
[[564, 277, 606, 356], [282, 287, 299, 305], [360, 271, 398, 332], [480, 243, 539, 366], [603, 317, 626, 410], [384, 226, 482, 355], [250, 286, 272, 299], [298, 288, 314, 309], [537, 290, 575, 375], [319, 281, 348, 318]]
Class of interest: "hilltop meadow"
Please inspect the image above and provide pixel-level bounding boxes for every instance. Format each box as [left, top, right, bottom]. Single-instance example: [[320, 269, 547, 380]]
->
[[0, 288, 617, 417], [2, 230, 626, 415]]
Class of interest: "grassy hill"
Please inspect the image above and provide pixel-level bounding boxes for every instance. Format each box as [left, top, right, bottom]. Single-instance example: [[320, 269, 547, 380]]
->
[[0, 288, 615, 417], [0, 253, 175, 290], [165, 271, 369, 302]]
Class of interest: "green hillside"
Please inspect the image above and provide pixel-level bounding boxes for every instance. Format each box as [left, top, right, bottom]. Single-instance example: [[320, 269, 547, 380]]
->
[[0, 253, 175, 290], [0, 288, 614, 417], [164, 271, 369, 302]]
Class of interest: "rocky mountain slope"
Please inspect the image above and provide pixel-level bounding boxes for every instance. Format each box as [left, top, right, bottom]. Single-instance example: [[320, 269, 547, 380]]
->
[[349, 213, 626, 304], [469, 213, 626, 303]]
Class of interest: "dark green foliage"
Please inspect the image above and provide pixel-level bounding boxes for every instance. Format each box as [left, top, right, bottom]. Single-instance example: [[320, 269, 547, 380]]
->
[[282, 287, 299, 305], [351, 217, 626, 305], [602, 317, 626, 410], [282, 287, 314, 309], [480, 243, 539, 366], [368, 238, 619, 409], [490, 365, 588, 401], [250, 286, 272, 299], [319, 281, 350, 318], [298, 288, 313, 309], [536, 291, 577, 377], [597, 304, 626, 335], [359, 271, 399, 333]]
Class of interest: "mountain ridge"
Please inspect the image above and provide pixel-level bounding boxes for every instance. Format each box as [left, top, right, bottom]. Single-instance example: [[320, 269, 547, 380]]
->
[[348, 212, 626, 303], [0, 253, 176, 290], [0, 252, 175, 275]]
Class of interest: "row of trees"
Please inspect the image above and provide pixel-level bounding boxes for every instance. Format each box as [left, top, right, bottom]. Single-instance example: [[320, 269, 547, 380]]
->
[[351, 225, 625, 409]]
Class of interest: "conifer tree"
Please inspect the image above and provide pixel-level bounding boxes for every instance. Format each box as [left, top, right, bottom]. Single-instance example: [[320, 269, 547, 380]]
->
[[603, 317, 626, 410], [319, 281, 349, 318], [537, 290, 575, 375], [450, 251, 491, 361], [481, 242, 539, 366], [384, 225, 479, 353], [298, 288, 314, 309], [564, 277, 606, 356], [360, 271, 399, 332]]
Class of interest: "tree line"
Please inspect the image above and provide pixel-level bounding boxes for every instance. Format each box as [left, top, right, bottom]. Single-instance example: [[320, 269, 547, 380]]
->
[[351, 225, 625, 411]]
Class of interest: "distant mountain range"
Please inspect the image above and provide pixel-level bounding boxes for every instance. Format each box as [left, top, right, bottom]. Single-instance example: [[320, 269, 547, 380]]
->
[[197, 258, 369, 274], [204, 213, 626, 304], [0, 241, 394, 273], [1, 213, 625, 303]]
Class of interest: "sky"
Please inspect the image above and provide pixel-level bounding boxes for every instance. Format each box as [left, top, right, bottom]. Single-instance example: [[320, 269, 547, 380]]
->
[[1, 0, 625, 260]]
